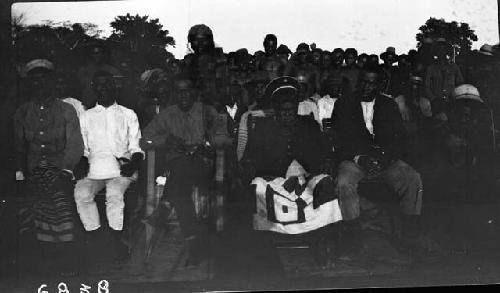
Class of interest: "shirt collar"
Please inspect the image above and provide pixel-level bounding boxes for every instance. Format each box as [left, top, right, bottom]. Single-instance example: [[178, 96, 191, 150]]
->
[[94, 102, 118, 111]]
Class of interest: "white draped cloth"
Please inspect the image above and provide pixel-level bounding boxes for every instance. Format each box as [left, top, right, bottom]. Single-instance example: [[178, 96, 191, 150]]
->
[[252, 161, 342, 234]]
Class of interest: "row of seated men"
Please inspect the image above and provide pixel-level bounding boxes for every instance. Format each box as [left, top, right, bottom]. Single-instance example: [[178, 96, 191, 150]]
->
[[14, 57, 434, 277]]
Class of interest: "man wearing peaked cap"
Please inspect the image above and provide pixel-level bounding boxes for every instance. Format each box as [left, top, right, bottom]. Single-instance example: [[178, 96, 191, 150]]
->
[[14, 58, 84, 276], [241, 75, 340, 239], [242, 76, 333, 178], [21, 59, 55, 77], [264, 76, 301, 102]]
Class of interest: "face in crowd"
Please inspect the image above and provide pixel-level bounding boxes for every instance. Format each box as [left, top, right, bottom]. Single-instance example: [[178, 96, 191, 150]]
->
[[275, 89, 299, 127], [357, 55, 368, 69], [277, 52, 289, 64], [312, 50, 322, 67], [383, 53, 397, 66], [344, 52, 357, 68], [190, 33, 212, 55], [296, 73, 311, 101], [398, 55, 410, 69], [359, 71, 380, 101], [223, 84, 243, 106], [254, 81, 267, 102], [263, 37, 277, 56], [296, 49, 309, 65], [332, 51, 344, 67], [92, 72, 116, 107], [153, 80, 171, 105], [175, 79, 197, 112], [325, 76, 344, 98], [369, 55, 379, 66], [434, 43, 450, 61], [322, 52, 332, 69], [28, 68, 55, 102], [54, 74, 70, 98], [90, 46, 105, 64]]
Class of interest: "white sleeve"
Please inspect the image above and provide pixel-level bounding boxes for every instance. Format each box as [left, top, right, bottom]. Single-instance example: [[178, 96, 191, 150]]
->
[[80, 113, 90, 158]]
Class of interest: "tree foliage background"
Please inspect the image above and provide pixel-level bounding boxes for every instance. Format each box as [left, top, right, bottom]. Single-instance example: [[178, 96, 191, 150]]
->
[[12, 13, 176, 73], [108, 14, 175, 55], [416, 17, 478, 53]]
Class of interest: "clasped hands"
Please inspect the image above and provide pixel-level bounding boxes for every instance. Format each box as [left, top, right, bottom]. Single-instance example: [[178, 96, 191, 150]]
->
[[355, 154, 389, 180]]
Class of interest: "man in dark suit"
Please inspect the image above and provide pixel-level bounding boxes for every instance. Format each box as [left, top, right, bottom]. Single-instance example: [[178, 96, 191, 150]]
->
[[332, 67, 428, 255]]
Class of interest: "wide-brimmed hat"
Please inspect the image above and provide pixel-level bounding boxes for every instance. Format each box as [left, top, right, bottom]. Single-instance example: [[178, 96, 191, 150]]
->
[[380, 47, 398, 60], [479, 44, 494, 56]]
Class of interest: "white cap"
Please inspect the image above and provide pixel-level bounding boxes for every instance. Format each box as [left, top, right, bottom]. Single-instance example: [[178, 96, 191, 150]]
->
[[453, 84, 483, 103]]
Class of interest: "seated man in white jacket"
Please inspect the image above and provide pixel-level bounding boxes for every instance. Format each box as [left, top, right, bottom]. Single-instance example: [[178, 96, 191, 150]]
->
[[74, 70, 144, 264]]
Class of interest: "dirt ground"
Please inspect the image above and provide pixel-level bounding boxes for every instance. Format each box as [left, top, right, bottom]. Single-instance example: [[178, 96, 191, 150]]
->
[[1, 156, 500, 292]]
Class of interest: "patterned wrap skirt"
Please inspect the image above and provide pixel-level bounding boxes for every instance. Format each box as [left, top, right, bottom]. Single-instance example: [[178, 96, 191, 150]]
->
[[18, 161, 79, 242]]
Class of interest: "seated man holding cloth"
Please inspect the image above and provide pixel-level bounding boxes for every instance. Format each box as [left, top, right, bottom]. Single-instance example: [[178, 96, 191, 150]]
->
[[74, 70, 144, 263], [241, 77, 341, 235]]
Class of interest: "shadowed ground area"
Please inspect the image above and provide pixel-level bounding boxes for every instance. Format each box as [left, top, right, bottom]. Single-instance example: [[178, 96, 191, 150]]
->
[[2, 158, 500, 292]]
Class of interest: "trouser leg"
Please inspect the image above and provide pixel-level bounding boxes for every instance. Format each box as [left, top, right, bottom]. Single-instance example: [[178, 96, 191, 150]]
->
[[167, 156, 212, 265], [335, 160, 365, 221], [382, 160, 423, 216], [167, 156, 207, 238], [105, 177, 132, 231], [74, 178, 105, 231], [335, 161, 367, 256]]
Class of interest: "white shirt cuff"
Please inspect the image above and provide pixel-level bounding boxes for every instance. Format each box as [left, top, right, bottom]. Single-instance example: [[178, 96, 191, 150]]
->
[[62, 169, 75, 180]]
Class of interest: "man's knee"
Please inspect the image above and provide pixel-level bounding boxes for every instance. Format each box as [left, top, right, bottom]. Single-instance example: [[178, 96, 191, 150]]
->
[[337, 160, 364, 185], [399, 161, 422, 185], [74, 180, 95, 203]]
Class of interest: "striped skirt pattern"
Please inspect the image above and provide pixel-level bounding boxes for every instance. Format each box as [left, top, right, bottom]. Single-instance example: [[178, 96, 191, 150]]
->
[[19, 161, 78, 242]]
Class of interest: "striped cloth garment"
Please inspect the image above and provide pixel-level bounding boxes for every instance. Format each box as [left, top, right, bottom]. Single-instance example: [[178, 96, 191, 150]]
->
[[236, 109, 269, 161], [19, 161, 78, 242]]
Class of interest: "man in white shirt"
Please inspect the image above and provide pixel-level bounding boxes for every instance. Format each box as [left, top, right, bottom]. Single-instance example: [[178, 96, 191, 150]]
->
[[296, 73, 321, 125], [74, 70, 144, 263]]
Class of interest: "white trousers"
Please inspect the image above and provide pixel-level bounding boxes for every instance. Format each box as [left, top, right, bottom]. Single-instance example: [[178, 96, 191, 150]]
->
[[74, 176, 133, 231]]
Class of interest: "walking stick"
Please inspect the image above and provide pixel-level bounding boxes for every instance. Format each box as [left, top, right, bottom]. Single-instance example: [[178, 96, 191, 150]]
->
[[491, 107, 497, 153], [214, 149, 225, 232], [144, 150, 157, 262]]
